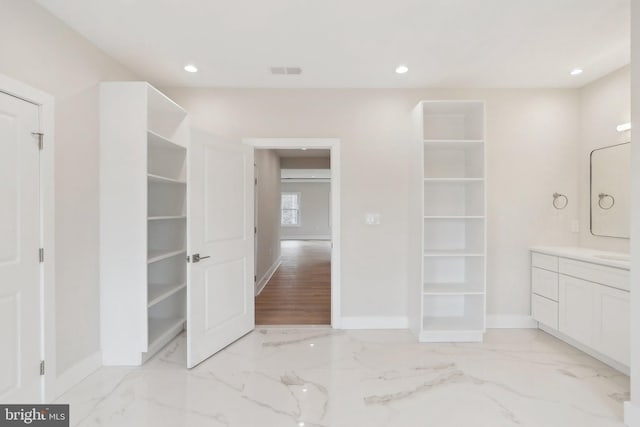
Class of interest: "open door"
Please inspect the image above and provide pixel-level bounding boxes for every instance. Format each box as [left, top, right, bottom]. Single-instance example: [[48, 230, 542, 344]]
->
[[187, 129, 255, 368]]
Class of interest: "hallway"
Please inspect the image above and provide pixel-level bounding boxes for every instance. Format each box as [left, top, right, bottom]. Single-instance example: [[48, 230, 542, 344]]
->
[[255, 240, 331, 325]]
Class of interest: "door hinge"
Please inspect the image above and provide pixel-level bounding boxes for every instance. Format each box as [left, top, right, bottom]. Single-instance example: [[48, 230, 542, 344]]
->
[[254, 226, 257, 234], [254, 275, 257, 282], [254, 178, 257, 186], [40, 360, 45, 376], [32, 132, 44, 150], [39, 248, 44, 263]]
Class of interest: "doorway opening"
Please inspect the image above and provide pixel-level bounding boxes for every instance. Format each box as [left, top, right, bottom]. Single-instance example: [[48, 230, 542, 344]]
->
[[245, 138, 341, 327]]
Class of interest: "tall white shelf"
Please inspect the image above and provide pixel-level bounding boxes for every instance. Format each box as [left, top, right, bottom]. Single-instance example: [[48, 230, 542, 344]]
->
[[100, 82, 189, 365], [411, 101, 486, 342]]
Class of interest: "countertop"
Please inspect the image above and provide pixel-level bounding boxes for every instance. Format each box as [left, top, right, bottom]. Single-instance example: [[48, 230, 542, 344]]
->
[[530, 246, 631, 270]]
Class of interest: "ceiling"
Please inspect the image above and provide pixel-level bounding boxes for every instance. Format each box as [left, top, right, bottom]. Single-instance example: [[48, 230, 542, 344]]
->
[[36, 0, 629, 88]]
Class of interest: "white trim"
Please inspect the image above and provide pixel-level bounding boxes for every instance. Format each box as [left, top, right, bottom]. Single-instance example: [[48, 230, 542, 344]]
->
[[539, 324, 629, 374], [340, 316, 409, 329], [282, 178, 331, 183], [625, 402, 640, 427], [0, 73, 56, 402], [244, 138, 341, 327], [54, 351, 101, 399], [281, 235, 331, 241], [256, 257, 282, 295], [486, 314, 538, 329]]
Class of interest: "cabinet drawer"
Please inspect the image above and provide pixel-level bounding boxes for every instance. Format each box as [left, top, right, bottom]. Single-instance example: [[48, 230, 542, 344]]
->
[[532, 294, 558, 329], [531, 252, 558, 272], [532, 267, 558, 301], [559, 258, 629, 291]]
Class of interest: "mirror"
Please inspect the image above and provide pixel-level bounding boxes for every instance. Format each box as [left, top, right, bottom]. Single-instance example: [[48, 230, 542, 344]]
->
[[590, 142, 631, 238]]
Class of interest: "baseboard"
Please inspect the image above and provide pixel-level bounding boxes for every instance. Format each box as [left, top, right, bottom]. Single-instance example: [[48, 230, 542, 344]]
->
[[339, 316, 409, 329], [255, 257, 281, 296], [281, 235, 331, 241], [625, 401, 640, 426], [486, 314, 538, 329], [540, 324, 629, 375], [55, 350, 102, 398]]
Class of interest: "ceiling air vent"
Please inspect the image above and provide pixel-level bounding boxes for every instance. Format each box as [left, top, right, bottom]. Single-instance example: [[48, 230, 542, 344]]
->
[[270, 67, 302, 75]]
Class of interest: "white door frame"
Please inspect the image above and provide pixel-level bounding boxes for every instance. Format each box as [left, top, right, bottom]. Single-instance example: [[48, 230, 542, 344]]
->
[[0, 73, 56, 402], [243, 138, 341, 327]]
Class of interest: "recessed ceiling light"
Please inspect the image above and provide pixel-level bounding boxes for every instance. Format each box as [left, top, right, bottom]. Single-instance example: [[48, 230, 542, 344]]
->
[[301, 148, 307, 151], [395, 64, 409, 74], [570, 68, 583, 76], [184, 64, 198, 73]]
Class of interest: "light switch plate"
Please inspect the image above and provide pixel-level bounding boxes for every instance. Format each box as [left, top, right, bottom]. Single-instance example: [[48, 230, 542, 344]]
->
[[365, 213, 381, 225]]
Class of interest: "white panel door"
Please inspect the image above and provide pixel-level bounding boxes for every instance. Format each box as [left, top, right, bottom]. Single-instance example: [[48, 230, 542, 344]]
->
[[0, 92, 41, 402], [187, 129, 254, 368]]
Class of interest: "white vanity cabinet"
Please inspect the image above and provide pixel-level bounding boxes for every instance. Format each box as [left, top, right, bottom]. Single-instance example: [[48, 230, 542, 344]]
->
[[530, 247, 630, 372], [558, 275, 595, 346]]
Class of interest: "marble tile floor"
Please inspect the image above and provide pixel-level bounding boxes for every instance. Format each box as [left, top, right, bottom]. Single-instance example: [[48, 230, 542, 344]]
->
[[56, 328, 629, 427]]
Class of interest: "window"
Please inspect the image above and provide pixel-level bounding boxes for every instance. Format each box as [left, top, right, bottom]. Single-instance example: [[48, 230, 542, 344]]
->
[[281, 192, 300, 226]]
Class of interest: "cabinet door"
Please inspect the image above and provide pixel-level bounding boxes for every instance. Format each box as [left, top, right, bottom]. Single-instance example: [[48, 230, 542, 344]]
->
[[559, 275, 594, 346], [593, 286, 629, 365]]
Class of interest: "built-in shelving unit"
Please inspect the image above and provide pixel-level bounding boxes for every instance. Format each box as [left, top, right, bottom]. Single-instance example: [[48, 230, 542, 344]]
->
[[100, 82, 189, 365], [411, 100, 486, 342]]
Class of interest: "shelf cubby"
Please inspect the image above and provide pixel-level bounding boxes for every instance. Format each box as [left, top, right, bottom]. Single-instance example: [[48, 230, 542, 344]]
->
[[148, 219, 186, 260], [424, 141, 484, 179], [423, 256, 484, 295], [147, 285, 186, 348], [422, 294, 484, 331], [148, 180, 187, 217], [148, 130, 187, 182], [423, 218, 484, 254], [148, 253, 187, 307], [424, 180, 484, 217]]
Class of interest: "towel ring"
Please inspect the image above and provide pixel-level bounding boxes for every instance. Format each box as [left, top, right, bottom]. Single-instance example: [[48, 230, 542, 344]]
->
[[598, 193, 615, 210], [552, 193, 568, 210]]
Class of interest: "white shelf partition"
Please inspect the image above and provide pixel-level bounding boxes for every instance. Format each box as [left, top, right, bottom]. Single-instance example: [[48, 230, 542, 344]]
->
[[100, 82, 189, 365], [412, 100, 486, 343], [148, 282, 187, 308]]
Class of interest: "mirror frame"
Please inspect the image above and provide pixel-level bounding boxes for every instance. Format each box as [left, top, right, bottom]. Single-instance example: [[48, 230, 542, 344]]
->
[[589, 141, 631, 239]]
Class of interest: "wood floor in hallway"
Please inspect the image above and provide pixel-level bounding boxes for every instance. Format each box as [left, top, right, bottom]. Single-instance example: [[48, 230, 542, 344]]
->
[[255, 240, 331, 325]]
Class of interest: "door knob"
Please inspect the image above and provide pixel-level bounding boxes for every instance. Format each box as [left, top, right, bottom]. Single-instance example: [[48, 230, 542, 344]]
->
[[190, 253, 211, 263]]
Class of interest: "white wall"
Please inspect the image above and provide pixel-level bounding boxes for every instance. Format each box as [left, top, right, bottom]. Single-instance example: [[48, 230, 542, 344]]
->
[[255, 149, 281, 288], [0, 0, 138, 375], [163, 87, 581, 320], [281, 181, 331, 240], [579, 66, 631, 252]]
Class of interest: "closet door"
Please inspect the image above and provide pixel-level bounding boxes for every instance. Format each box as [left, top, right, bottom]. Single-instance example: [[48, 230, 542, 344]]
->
[[0, 92, 41, 402], [187, 129, 255, 368]]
